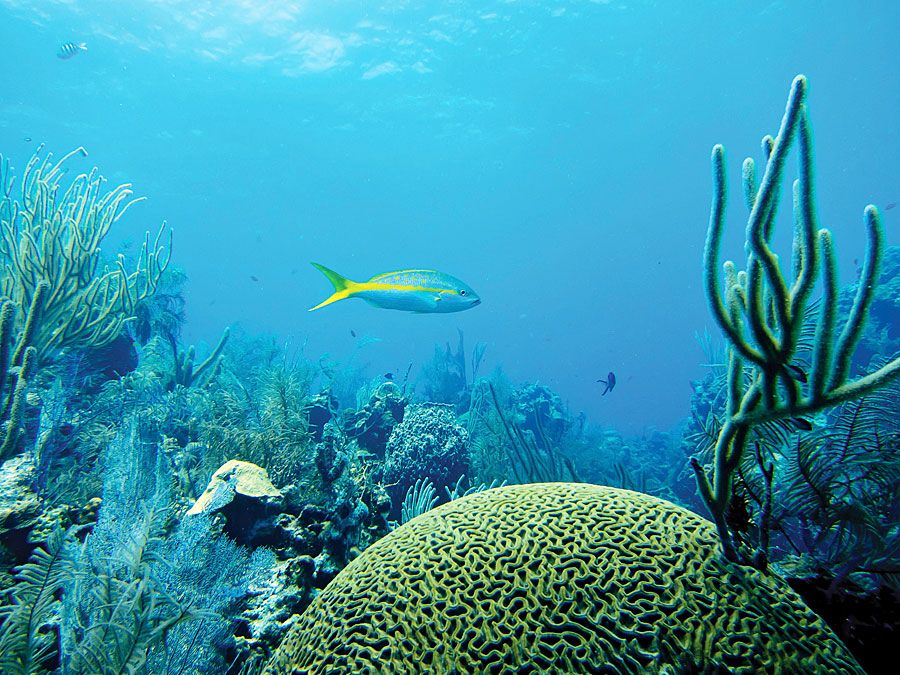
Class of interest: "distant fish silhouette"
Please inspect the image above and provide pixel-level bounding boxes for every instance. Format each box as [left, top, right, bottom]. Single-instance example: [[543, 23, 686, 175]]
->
[[383, 372, 394, 380], [57, 41, 87, 59], [250, 275, 259, 282], [794, 418, 813, 431], [350, 329, 357, 338], [886, 202, 897, 211], [24, 136, 31, 143], [597, 371, 616, 396], [784, 363, 807, 383]]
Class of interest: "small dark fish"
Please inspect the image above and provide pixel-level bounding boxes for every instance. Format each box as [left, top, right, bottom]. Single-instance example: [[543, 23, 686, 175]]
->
[[784, 363, 808, 383], [250, 275, 259, 282], [794, 418, 813, 431], [886, 202, 897, 211], [24, 136, 31, 142], [596, 371, 616, 396], [57, 41, 87, 59], [350, 330, 357, 338], [383, 372, 394, 380]]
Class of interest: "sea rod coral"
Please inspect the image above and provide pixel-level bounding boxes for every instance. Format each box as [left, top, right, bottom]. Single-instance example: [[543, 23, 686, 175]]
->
[[692, 75, 900, 565], [0, 146, 170, 364], [0, 147, 170, 462]]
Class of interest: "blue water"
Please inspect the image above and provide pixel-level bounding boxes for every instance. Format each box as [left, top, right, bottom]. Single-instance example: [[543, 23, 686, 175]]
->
[[1, 0, 897, 434]]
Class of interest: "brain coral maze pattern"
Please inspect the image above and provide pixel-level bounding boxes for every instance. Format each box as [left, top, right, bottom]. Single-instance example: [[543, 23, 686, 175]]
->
[[266, 483, 863, 674]]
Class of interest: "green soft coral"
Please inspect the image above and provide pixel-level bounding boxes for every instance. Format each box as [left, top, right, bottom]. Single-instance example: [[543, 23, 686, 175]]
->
[[0, 146, 171, 364], [693, 75, 900, 564]]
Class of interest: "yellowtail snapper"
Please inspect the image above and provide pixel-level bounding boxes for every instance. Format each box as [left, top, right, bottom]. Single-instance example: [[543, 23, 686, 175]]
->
[[309, 263, 480, 313], [57, 42, 87, 59]]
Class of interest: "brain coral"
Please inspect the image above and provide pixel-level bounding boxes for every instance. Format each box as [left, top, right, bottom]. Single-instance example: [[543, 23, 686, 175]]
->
[[265, 483, 863, 674]]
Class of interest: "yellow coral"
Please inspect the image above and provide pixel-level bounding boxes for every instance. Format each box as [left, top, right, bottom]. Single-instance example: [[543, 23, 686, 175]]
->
[[266, 483, 862, 674]]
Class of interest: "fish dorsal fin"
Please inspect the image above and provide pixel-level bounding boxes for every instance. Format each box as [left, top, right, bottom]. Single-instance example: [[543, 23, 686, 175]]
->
[[368, 269, 438, 283]]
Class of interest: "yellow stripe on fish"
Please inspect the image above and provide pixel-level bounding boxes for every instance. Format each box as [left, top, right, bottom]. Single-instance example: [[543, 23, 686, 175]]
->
[[309, 263, 481, 313]]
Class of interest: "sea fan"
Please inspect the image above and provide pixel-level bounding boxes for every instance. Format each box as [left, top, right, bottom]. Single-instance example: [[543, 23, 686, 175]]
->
[[776, 374, 900, 577]]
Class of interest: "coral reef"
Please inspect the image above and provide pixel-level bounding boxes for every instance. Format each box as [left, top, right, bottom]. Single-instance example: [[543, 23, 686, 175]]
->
[[0, 416, 276, 675], [188, 460, 284, 546], [512, 382, 570, 445], [264, 483, 863, 673], [0, 525, 69, 675], [399, 477, 439, 524], [0, 298, 39, 463], [0, 147, 170, 467], [0, 454, 42, 561], [170, 327, 230, 390], [302, 391, 335, 443], [343, 380, 406, 457], [200, 358, 316, 491], [419, 329, 485, 411], [486, 380, 578, 483], [4, 115, 896, 671]]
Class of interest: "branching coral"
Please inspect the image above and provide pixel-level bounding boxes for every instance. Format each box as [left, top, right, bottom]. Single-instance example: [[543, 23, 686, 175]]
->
[[693, 75, 900, 564], [0, 281, 44, 462], [0, 342, 37, 463], [0, 146, 171, 364], [170, 327, 230, 390]]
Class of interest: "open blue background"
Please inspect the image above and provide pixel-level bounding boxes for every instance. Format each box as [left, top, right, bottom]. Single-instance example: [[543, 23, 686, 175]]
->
[[1, 1, 897, 433]]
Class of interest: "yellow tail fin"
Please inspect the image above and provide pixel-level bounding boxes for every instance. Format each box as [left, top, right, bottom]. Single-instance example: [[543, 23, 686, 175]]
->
[[309, 263, 357, 311]]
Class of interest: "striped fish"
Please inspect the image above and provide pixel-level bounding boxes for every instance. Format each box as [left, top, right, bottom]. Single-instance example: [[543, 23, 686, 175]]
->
[[57, 42, 87, 59], [309, 263, 481, 313]]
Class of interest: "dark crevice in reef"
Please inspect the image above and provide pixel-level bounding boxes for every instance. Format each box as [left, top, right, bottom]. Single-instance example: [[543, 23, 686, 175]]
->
[[791, 576, 899, 675]]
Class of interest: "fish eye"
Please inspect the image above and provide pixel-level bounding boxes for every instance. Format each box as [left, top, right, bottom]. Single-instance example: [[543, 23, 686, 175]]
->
[[459, 289, 467, 296]]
